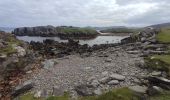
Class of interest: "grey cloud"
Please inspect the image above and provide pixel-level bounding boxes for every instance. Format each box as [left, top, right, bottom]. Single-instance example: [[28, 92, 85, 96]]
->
[[0, 0, 169, 27]]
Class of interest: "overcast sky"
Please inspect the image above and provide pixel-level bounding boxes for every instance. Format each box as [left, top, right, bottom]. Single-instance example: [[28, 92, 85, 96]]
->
[[0, 0, 169, 27]]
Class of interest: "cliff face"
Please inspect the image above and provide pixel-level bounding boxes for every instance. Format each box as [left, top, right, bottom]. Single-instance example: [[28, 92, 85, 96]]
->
[[12, 26, 99, 39], [13, 25, 57, 36]]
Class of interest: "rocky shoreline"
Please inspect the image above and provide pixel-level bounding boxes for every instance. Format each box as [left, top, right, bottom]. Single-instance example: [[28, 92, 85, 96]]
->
[[1, 27, 170, 100]]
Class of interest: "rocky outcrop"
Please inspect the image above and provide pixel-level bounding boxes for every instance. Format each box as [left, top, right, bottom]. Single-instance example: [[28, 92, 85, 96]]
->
[[121, 27, 160, 44], [12, 26, 99, 39]]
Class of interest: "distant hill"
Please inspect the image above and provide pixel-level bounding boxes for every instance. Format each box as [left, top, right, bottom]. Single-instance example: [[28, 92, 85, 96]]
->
[[99, 27, 142, 34], [148, 22, 170, 28], [0, 27, 15, 33], [86, 26, 126, 31]]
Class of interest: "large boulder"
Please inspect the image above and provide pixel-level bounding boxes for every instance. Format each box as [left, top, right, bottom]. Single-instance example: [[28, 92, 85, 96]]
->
[[129, 85, 147, 94], [109, 73, 125, 81], [11, 80, 34, 97], [75, 84, 94, 96]]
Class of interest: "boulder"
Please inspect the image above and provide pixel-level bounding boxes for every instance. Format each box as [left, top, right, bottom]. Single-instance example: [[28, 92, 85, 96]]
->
[[34, 89, 48, 98], [41, 59, 55, 69], [147, 86, 163, 96], [11, 80, 34, 97], [99, 77, 111, 84], [93, 88, 102, 95], [0, 54, 7, 61], [101, 71, 109, 77], [109, 73, 125, 81], [151, 71, 161, 76], [52, 86, 64, 96], [75, 84, 93, 96], [129, 85, 147, 94], [90, 80, 100, 88], [13, 46, 26, 57], [148, 76, 170, 90], [108, 80, 119, 85], [105, 59, 112, 62]]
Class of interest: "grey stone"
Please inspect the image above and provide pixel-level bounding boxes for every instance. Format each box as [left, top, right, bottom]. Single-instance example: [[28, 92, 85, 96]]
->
[[108, 80, 119, 85], [0, 54, 7, 59], [99, 77, 110, 84], [151, 71, 161, 76], [13, 46, 26, 57], [148, 86, 163, 95], [127, 51, 140, 54], [109, 73, 125, 81], [105, 59, 112, 62], [11, 80, 34, 97], [84, 67, 91, 70], [34, 89, 48, 98], [148, 76, 170, 89], [129, 85, 147, 94], [101, 71, 109, 76], [52, 86, 64, 96], [93, 88, 102, 95], [34, 91, 41, 98], [75, 84, 93, 96], [42, 59, 55, 69], [91, 80, 100, 88]]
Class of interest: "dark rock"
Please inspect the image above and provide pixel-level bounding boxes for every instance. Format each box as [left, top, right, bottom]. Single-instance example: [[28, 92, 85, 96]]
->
[[75, 84, 94, 96], [11, 80, 34, 97], [148, 76, 170, 90], [147, 86, 162, 96], [52, 86, 64, 96]]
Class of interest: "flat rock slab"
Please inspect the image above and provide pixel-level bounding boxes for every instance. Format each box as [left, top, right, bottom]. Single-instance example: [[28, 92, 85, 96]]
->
[[11, 80, 34, 97], [109, 73, 125, 81], [129, 86, 147, 94]]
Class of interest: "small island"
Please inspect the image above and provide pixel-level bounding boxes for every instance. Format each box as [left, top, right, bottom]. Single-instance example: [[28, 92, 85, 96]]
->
[[12, 26, 99, 39]]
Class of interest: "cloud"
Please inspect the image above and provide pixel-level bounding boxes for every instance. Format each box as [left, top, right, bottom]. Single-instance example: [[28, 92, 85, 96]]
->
[[0, 0, 169, 27]]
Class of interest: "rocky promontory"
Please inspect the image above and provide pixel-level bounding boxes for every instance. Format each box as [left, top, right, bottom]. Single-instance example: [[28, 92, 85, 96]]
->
[[12, 26, 99, 39]]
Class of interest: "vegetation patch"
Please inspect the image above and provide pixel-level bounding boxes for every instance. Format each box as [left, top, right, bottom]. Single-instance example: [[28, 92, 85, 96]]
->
[[79, 87, 139, 100], [100, 28, 142, 34], [156, 28, 170, 43], [144, 55, 170, 75], [149, 90, 170, 100], [19, 92, 70, 100]]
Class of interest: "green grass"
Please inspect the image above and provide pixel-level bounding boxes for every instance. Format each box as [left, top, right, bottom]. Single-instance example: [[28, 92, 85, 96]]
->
[[19, 93, 40, 100], [56, 27, 99, 36], [0, 44, 17, 55], [156, 28, 170, 43], [79, 87, 139, 100], [145, 55, 170, 75], [19, 92, 69, 100], [0, 33, 23, 55], [153, 55, 170, 65], [18, 88, 170, 100], [149, 90, 170, 100]]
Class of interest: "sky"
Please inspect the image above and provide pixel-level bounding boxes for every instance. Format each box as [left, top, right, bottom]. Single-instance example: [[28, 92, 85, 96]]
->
[[0, 0, 170, 27]]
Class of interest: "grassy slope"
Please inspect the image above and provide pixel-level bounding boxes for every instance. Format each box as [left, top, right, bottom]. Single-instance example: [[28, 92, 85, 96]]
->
[[19, 88, 139, 100], [156, 27, 170, 43], [0, 32, 22, 55], [18, 87, 170, 100], [100, 28, 142, 34], [56, 27, 99, 35]]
